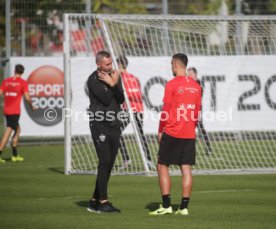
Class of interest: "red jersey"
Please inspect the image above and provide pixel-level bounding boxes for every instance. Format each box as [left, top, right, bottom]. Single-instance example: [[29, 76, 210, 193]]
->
[[0, 76, 29, 115], [161, 76, 202, 139], [121, 71, 143, 112]]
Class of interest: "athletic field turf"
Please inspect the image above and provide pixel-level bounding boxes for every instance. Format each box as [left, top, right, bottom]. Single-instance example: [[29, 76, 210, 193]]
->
[[0, 145, 276, 229]]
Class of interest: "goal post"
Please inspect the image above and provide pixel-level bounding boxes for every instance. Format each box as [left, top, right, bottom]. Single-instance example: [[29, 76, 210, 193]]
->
[[98, 17, 150, 173], [63, 13, 72, 175], [64, 14, 276, 175]]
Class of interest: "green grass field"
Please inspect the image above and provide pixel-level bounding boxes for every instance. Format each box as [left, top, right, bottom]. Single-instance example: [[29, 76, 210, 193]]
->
[[0, 145, 276, 229]]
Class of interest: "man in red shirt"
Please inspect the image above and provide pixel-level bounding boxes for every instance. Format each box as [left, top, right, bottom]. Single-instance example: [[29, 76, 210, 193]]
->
[[149, 53, 202, 216], [116, 56, 154, 170], [0, 64, 34, 163]]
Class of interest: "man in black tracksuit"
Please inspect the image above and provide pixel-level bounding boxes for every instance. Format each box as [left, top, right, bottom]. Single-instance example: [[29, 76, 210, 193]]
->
[[87, 51, 125, 213]]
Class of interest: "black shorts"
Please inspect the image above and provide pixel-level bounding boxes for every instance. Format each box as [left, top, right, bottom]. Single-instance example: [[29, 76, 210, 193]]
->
[[5, 115, 20, 131], [158, 132, 196, 166]]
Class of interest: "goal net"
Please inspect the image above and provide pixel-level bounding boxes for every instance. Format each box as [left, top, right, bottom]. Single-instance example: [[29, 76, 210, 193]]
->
[[63, 14, 276, 175]]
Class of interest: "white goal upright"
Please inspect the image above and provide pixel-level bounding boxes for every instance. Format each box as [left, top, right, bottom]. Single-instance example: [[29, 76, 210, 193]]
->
[[63, 14, 276, 175]]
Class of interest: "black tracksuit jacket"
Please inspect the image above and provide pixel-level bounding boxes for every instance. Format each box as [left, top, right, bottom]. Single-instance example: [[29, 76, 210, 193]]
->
[[86, 70, 125, 128]]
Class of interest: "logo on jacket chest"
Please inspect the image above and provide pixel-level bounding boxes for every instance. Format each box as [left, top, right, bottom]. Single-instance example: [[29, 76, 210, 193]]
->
[[103, 85, 108, 92], [99, 134, 106, 142]]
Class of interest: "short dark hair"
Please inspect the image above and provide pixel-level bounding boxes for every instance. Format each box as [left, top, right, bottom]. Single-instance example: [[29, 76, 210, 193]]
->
[[172, 53, 188, 67], [15, 64, 25, 74], [96, 50, 111, 64], [188, 67, 197, 74], [116, 56, 128, 69]]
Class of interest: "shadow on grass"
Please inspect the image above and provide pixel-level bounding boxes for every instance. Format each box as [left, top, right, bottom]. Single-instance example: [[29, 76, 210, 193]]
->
[[2, 157, 12, 162], [145, 202, 179, 211], [48, 167, 64, 174], [75, 200, 88, 208]]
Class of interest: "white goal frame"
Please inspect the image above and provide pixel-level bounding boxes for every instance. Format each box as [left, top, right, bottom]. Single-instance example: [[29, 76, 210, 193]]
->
[[63, 14, 276, 175]]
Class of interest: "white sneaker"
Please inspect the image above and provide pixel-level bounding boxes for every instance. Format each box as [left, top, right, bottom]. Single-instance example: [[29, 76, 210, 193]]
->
[[11, 156, 24, 162], [0, 157, 6, 163], [149, 204, 173, 215], [175, 208, 189, 215]]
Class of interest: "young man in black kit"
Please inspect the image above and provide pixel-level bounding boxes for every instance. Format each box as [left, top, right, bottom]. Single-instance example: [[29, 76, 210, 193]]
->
[[86, 51, 125, 213]]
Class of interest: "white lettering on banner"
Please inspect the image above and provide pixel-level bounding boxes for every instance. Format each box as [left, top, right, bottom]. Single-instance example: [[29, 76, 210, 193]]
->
[[31, 97, 64, 109], [29, 84, 64, 96], [10, 56, 276, 136]]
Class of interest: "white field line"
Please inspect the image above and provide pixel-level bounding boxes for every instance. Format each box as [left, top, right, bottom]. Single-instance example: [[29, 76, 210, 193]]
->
[[37, 196, 88, 200], [35, 190, 255, 200], [195, 189, 255, 194], [37, 195, 113, 200]]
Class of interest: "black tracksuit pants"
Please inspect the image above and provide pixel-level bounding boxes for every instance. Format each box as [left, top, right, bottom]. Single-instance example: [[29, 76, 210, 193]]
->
[[197, 120, 212, 153], [90, 122, 121, 200]]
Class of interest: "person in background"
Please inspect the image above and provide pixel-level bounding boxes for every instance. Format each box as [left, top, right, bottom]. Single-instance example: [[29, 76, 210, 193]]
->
[[116, 56, 154, 170], [188, 67, 212, 155], [0, 64, 34, 163]]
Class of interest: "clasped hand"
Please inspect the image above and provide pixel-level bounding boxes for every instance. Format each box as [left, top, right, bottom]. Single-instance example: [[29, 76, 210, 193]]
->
[[98, 69, 119, 87]]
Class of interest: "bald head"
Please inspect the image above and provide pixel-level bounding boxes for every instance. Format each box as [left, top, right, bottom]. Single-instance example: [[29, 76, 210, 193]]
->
[[96, 51, 111, 64], [96, 50, 112, 73]]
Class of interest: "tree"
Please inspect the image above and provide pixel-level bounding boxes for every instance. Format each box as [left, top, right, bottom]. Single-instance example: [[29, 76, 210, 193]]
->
[[92, 0, 147, 14], [242, 0, 276, 15], [168, 0, 233, 15]]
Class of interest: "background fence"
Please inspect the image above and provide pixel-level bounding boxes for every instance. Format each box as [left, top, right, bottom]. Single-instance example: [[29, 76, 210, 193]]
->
[[1, 0, 276, 58]]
